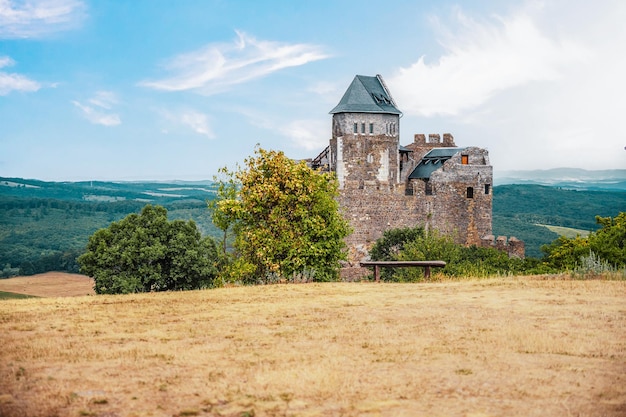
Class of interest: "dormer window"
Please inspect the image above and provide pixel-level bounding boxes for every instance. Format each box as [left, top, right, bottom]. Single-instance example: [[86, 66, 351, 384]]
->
[[461, 155, 469, 165]]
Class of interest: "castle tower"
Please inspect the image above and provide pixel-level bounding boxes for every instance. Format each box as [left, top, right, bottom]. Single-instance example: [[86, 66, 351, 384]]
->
[[329, 75, 402, 191]]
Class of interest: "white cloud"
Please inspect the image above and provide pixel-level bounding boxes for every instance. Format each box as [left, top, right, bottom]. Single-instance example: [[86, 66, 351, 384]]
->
[[73, 91, 121, 126], [0, 0, 86, 38], [0, 55, 41, 95], [388, 5, 586, 117], [158, 108, 215, 139], [279, 119, 328, 151], [140, 30, 330, 94], [389, 1, 626, 171], [88, 90, 117, 109], [180, 111, 214, 139]]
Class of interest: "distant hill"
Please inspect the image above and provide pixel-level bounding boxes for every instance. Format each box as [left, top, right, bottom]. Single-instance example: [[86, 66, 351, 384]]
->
[[0, 177, 216, 203], [494, 168, 626, 191], [1, 176, 625, 276], [492, 184, 626, 257], [0, 177, 221, 278]]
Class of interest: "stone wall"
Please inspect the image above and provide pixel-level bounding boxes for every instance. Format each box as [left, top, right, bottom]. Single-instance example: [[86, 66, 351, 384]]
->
[[480, 235, 526, 259], [337, 146, 494, 263]]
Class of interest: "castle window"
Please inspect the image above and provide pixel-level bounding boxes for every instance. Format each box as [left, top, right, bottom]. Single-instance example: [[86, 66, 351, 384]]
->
[[353, 123, 358, 134], [405, 184, 413, 196], [366, 153, 373, 163], [485, 184, 491, 195], [369, 123, 374, 134], [466, 187, 474, 198], [425, 180, 433, 196], [361, 123, 365, 134], [461, 155, 469, 165]]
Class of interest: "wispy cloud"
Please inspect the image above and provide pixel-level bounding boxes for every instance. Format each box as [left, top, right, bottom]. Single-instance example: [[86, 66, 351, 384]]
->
[[0, 0, 86, 38], [140, 30, 330, 95], [0, 55, 40, 95], [388, 5, 586, 117], [279, 119, 328, 151], [179, 110, 214, 138], [159, 108, 215, 139], [72, 91, 121, 126]]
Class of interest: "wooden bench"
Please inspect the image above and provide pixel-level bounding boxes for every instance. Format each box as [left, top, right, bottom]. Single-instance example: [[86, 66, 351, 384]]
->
[[359, 261, 446, 282]]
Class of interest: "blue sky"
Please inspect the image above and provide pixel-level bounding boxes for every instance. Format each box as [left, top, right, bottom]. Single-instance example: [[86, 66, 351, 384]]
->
[[1, 0, 625, 181]]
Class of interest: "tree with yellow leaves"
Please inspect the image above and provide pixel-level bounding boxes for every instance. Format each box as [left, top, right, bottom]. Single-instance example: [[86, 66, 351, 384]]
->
[[210, 147, 350, 283]]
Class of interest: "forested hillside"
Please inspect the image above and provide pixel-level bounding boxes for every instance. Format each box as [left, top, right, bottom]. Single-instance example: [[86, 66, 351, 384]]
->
[[1, 178, 625, 276], [492, 184, 626, 257], [0, 178, 220, 277]]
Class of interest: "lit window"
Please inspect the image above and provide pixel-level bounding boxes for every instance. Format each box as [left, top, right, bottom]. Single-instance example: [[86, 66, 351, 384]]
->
[[467, 187, 474, 198], [461, 155, 469, 165]]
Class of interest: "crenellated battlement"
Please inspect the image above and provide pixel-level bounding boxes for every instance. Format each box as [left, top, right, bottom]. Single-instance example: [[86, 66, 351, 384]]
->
[[413, 133, 456, 147], [480, 235, 525, 259]]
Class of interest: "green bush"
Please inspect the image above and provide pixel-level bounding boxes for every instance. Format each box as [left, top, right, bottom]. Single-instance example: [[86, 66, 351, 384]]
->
[[79, 205, 219, 294]]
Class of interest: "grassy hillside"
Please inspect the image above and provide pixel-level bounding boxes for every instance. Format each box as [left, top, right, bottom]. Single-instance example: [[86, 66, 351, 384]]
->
[[492, 184, 626, 258], [1, 278, 624, 417]]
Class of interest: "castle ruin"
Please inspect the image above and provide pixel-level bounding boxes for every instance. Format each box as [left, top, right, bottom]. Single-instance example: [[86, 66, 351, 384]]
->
[[311, 75, 523, 271]]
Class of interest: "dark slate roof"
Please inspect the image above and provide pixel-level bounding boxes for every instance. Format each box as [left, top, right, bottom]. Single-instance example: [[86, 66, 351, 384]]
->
[[330, 75, 402, 115], [408, 148, 465, 179]]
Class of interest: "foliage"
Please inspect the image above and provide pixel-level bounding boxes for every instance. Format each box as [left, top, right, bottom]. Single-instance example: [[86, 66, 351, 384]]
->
[[588, 212, 626, 267], [210, 147, 351, 283], [368, 226, 555, 281], [369, 226, 426, 261], [78, 205, 218, 294], [207, 167, 240, 255], [0, 196, 220, 277], [541, 235, 590, 270], [542, 212, 626, 271]]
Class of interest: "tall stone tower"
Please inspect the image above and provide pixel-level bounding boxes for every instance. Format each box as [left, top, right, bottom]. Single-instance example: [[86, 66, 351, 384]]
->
[[328, 75, 402, 190]]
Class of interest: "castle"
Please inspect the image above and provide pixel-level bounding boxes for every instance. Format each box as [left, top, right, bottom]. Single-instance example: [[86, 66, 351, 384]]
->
[[310, 75, 523, 270]]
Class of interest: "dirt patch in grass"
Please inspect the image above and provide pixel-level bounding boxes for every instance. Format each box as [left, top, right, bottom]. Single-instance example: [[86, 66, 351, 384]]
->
[[0, 272, 95, 297], [0, 277, 624, 416]]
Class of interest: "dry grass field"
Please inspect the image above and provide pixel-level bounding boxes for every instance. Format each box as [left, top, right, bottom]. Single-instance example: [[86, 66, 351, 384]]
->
[[0, 273, 95, 297], [0, 275, 625, 417]]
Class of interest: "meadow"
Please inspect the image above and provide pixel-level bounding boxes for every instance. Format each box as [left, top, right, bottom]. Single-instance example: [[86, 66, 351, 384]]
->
[[0, 275, 625, 417]]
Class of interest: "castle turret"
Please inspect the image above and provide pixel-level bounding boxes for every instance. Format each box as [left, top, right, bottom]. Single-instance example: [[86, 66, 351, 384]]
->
[[329, 75, 402, 191]]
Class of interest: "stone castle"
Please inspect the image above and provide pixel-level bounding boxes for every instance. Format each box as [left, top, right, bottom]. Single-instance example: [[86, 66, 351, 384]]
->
[[310, 75, 524, 268]]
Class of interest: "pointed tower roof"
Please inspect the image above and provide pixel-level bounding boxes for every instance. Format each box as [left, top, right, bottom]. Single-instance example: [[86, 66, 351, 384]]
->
[[330, 74, 402, 115]]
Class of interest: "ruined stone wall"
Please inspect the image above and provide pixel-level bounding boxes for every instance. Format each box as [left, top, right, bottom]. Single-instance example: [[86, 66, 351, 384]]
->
[[418, 147, 493, 246], [338, 188, 418, 263], [480, 235, 526, 259], [338, 146, 494, 264]]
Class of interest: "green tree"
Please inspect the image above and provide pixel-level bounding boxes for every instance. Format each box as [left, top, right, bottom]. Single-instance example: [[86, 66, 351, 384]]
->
[[78, 205, 218, 294], [589, 212, 626, 267], [211, 147, 351, 283], [541, 212, 626, 270], [541, 235, 590, 270], [207, 166, 240, 255]]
